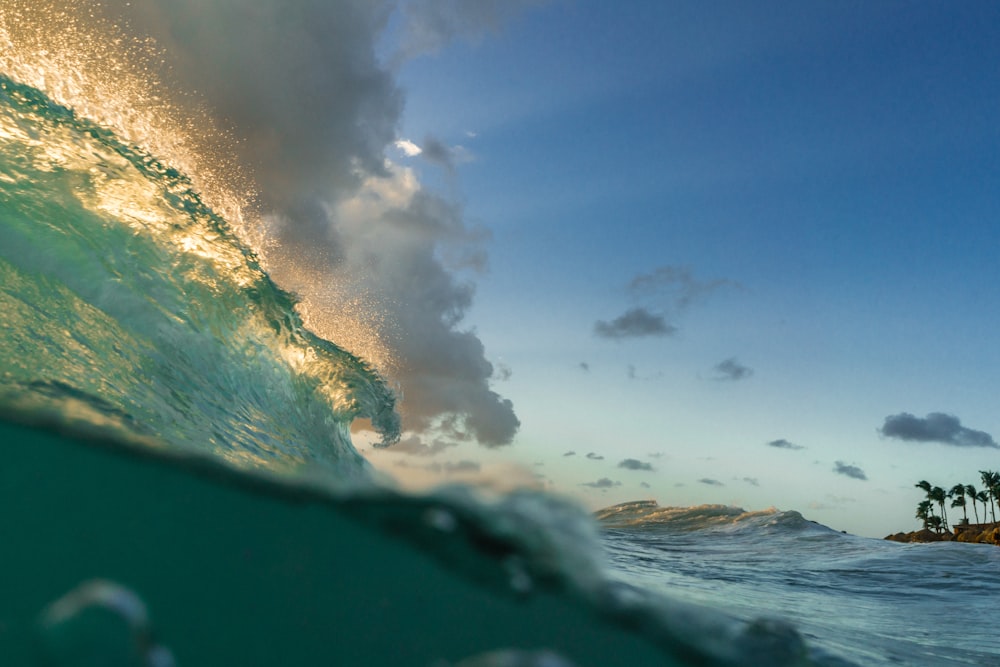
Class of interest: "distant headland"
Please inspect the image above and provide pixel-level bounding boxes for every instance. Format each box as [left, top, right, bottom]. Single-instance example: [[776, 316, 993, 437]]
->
[[885, 470, 1000, 546]]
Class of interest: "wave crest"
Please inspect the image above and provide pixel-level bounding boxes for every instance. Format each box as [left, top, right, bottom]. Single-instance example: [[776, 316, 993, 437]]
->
[[595, 501, 822, 534], [0, 75, 398, 477]]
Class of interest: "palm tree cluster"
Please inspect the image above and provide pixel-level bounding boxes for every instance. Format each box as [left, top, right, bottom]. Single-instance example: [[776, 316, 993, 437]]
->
[[915, 470, 1000, 533]]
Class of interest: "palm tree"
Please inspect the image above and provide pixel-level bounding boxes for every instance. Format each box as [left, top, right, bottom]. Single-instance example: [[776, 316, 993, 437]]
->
[[927, 515, 943, 534], [949, 484, 969, 524], [966, 484, 981, 524], [929, 486, 948, 530], [979, 471, 1000, 523], [950, 494, 968, 525], [976, 490, 991, 523], [916, 500, 933, 530]]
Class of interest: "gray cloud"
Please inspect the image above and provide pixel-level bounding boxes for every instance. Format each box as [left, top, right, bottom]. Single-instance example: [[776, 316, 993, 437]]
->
[[392, 0, 548, 62], [596, 266, 734, 343], [640, 482, 650, 489], [440, 460, 481, 474], [698, 478, 724, 486], [628, 266, 736, 309], [586, 452, 605, 461], [833, 461, 867, 481], [85, 0, 523, 447], [578, 362, 590, 372], [880, 412, 998, 449], [618, 458, 655, 472], [385, 434, 456, 457], [563, 450, 576, 457], [768, 438, 805, 451], [713, 358, 753, 381], [595, 308, 676, 340], [742, 477, 759, 486], [581, 477, 621, 489], [408, 134, 474, 171]]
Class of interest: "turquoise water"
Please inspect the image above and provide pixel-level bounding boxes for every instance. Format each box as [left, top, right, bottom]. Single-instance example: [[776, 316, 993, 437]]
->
[[2, 70, 998, 667]]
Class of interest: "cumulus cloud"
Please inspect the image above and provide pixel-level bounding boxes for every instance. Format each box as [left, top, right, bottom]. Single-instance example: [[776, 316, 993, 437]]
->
[[713, 358, 753, 381], [698, 478, 724, 486], [581, 477, 621, 489], [80, 0, 524, 448], [768, 439, 805, 451], [880, 412, 998, 449], [618, 459, 655, 472], [834, 461, 867, 481], [594, 308, 676, 340]]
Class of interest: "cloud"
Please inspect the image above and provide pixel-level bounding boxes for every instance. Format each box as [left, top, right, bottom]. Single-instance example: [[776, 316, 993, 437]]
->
[[767, 438, 804, 450], [628, 266, 736, 309], [384, 434, 456, 457], [563, 450, 576, 457], [640, 482, 650, 489], [712, 358, 753, 381], [492, 362, 512, 382], [419, 134, 474, 170], [578, 362, 590, 372], [596, 266, 735, 342], [698, 478, 724, 486], [395, 138, 423, 157], [742, 477, 759, 486], [594, 308, 676, 340], [439, 460, 481, 474], [46, 1, 525, 449], [879, 412, 998, 449], [586, 452, 605, 461], [581, 477, 621, 489], [833, 461, 867, 481], [618, 458, 655, 472], [392, 0, 548, 62]]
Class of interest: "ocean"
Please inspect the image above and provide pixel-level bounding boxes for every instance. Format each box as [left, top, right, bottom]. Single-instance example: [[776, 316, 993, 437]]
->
[[2, 63, 999, 667]]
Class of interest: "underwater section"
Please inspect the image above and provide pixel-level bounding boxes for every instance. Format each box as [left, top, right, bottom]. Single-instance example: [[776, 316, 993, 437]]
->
[[0, 420, 859, 667]]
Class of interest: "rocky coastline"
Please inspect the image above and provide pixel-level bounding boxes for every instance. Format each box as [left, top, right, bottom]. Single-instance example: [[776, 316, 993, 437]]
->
[[885, 522, 1000, 546]]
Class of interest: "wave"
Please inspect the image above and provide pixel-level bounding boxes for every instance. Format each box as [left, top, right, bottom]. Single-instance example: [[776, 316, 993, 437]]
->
[[594, 500, 831, 535], [0, 74, 398, 480]]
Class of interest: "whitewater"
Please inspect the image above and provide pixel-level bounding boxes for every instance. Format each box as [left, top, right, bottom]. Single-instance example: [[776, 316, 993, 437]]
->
[[1, 31, 999, 667]]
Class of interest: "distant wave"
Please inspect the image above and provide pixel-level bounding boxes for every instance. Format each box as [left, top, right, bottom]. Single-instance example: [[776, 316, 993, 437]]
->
[[595, 500, 828, 535]]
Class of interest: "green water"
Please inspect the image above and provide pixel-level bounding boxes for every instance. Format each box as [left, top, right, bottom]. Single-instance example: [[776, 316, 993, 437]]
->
[[0, 421, 677, 666]]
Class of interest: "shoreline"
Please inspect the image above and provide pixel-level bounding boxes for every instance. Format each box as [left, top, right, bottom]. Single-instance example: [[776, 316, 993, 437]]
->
[[884, 521, 1000, 546]]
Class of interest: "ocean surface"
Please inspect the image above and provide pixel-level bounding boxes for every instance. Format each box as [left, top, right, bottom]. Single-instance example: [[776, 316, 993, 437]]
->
[[2, 67, 999, 667]]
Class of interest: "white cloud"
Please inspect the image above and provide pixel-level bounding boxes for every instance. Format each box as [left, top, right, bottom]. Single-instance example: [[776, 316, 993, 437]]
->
[[395, 138, 423, 157]]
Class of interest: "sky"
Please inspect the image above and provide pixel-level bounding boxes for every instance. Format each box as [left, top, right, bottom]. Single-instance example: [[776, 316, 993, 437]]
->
[[364, 1, 1000, 537], [10, 0, 1000, 538]]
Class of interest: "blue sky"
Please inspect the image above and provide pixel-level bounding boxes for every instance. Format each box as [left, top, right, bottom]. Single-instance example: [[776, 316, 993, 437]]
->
[[363, 1, 1000, 537]]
